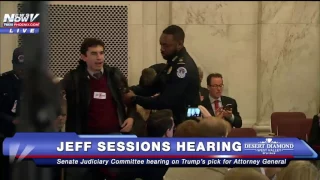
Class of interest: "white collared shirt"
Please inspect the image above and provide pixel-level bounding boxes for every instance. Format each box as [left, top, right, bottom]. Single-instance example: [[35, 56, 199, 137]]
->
[[208, 95, 234, 122], [87, 68, 104, 79]]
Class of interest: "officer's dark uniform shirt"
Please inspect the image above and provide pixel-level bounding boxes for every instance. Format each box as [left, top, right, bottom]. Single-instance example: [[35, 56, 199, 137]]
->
[[0, 47, 24, 137], [131, 47, 200, 125], [0, 71, 21, 137]]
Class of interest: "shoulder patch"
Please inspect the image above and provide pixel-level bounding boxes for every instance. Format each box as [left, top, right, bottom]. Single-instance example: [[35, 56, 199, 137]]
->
[[176, 67, 187, 78]]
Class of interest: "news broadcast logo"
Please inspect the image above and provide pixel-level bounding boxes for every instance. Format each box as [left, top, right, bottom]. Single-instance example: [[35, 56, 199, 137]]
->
[[9, 143, 35, 163], [244, 138, 294, 155], [3, 13, 40, 28]]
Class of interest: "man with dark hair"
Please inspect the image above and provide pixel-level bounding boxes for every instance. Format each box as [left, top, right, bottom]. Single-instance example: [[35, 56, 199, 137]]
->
[[201, 73, 242, 128], [62, 38, 137, 180], [149, 63, 167, 74], [138, 68, 157, 88], [0, 47, 24, 180], [126, 25, 200, 126], [128, 109, 174, 180], [147, 109, 174, 137]]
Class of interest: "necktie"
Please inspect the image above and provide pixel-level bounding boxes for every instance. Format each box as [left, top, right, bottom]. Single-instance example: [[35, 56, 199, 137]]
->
[[213, 100, 220, 111], [93, 72, 102, 79]]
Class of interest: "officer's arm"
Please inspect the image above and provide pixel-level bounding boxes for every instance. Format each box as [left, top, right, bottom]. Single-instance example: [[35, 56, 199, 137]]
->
[[130, 85, 159, 97], [134, 64, 188, 109]]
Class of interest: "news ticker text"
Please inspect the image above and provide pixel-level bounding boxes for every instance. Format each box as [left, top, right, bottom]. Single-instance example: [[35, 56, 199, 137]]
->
[[35, 158, 289, 167]]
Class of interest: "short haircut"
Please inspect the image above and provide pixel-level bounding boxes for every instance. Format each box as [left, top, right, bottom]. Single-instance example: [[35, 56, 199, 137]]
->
[[162, 25, 185, 42], [146, 109, 173, 137], [174, 120, 199, 137], [197, 117, 227, 137], [206, 73, 223, 86], [80, 38, 105, 55], [276, 161, 320, 180], [139, 68, 157, 87]]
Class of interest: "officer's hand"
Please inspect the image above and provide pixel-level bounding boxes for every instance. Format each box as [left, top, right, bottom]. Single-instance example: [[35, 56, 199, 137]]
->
[[124, 90, 135, 98], [120, 118, 134, 133], [123, 90, 136, 104]]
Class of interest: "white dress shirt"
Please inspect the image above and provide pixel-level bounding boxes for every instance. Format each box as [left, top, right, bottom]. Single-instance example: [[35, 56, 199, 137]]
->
[[208, 95, 234, 122]]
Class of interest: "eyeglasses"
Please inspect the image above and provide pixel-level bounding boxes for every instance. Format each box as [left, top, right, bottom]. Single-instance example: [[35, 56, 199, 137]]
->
[[210, 84, 224, 88]]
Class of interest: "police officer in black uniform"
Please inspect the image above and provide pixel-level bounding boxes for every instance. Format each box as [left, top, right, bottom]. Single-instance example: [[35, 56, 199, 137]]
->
[[126, 25, 200, 125], [0, 47, 24, 180]]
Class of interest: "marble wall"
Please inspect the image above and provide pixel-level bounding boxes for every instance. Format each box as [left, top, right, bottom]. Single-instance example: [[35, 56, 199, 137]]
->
[[171, 2, 259, 126], [257, 2, 320, 129], [170, 1, 320, 129]]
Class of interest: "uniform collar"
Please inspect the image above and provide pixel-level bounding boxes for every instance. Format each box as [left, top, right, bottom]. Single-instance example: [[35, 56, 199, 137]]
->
[[178, 47, 186, 56]]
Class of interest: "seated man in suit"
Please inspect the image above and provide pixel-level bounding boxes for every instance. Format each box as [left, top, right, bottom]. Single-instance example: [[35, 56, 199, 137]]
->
[[201, 73, 242, 128]]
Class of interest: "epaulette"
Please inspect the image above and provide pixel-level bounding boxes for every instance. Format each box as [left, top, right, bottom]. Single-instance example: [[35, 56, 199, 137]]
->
[[177, 57, 186, 65], [0, 71, 11, 76], [0, 71, 15, 78]]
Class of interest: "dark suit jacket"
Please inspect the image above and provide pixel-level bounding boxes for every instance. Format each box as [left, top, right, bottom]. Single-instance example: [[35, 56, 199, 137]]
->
[[200, 87, 209, 99], [201, 96, 242, 128], [309, 115, 320, 146]]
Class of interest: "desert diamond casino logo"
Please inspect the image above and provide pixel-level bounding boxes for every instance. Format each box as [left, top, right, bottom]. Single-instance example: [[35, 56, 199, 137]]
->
[[244, 138, 295, 155], [1, 13, 40, 34]]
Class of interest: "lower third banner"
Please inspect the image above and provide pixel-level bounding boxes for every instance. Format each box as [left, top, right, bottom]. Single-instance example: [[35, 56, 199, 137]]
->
[[2, 133, 318, 167]]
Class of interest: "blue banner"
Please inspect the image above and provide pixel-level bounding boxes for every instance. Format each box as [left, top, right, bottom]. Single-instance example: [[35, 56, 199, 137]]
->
[[34, 158, 290, 167], [0, 28, 39, 34], [2, 133, 317, 167]]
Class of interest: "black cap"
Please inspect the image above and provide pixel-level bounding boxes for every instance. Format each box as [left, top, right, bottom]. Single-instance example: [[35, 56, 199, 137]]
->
[[12, 47, 24, 66]]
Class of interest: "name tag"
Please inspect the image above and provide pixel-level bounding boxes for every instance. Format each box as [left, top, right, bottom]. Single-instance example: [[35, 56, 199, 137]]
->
[[93, 92, 106, 99]]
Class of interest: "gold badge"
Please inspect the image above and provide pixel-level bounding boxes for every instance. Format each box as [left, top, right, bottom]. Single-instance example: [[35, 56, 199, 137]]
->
[[167, 67, 172, 74]]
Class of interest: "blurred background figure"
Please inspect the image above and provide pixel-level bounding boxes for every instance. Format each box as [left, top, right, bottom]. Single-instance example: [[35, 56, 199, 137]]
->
[[52, 77, 67, 132], [136, 68, 158, 121], [0, 47, 25, 180], [275, 161, 319, 180], [149, 63, 167, 75], [198, 67, 209, 101]]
